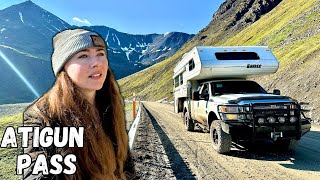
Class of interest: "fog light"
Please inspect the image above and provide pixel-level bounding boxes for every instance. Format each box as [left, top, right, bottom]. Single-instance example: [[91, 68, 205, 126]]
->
[[278, 117, 286, 123], [258, 118, 265, 124], [267, 116, 276, 123], [290, 117, 297, 123], [226, 114, 238, 120]]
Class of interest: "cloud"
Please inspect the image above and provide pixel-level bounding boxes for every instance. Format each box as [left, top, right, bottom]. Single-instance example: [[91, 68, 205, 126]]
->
[[72, 17, 92, 25]]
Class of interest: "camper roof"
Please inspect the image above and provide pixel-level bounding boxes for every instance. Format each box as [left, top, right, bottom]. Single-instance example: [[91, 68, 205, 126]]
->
[[173, 46, 279, 80]]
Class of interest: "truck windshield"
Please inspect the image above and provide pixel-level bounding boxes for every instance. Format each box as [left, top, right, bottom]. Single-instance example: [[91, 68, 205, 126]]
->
[[211, 81, 267, 95]]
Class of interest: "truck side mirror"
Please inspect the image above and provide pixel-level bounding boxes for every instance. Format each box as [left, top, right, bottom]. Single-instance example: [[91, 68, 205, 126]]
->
[[192, 91, 199, 100], [299, 102, 309, 105], [273, 89, 280, 95], [204, 94, 209, 101]]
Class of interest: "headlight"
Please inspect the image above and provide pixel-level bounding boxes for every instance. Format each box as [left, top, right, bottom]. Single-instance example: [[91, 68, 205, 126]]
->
[[258, 118, 265, 124], [219, 105, 250, 121], [219, 106, 240, 113], [290, 117, 297, 123], [267, 116, 276, 123], [278, 117, 286, 123]]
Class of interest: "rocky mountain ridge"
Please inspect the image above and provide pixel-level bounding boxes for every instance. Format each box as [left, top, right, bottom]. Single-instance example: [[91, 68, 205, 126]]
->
[[0, 1, 193, 104]]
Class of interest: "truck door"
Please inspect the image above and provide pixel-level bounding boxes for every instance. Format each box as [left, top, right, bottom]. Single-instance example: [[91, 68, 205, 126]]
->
[[198, 83, 209, 123]]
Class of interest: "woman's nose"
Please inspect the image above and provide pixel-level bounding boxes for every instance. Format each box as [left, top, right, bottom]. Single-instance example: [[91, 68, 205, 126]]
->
[[90, 56, 102, 68]]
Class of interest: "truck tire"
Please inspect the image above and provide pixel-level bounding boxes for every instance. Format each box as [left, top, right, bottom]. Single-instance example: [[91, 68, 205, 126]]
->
[[275, 139, 298, 151], [210, 120, 232, 154], [184, 111, 194, 131]]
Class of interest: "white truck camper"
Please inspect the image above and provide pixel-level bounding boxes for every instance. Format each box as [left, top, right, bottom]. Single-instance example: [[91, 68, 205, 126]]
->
[[173, 46, 311, 154]]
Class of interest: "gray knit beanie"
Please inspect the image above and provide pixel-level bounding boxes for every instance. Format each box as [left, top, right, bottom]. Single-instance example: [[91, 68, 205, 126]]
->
[[51, 28, 107, 76]]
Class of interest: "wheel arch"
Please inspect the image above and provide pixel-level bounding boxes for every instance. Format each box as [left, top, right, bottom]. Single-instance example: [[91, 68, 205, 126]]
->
[[208, 111, 219, 129]]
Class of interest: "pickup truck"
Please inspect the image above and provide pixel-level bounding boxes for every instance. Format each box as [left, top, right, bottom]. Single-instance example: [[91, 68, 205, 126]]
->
[[184, 79, 311, 153]]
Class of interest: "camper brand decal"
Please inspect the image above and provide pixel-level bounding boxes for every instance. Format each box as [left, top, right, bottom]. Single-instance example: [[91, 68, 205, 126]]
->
[[247, 64, 262, 68]]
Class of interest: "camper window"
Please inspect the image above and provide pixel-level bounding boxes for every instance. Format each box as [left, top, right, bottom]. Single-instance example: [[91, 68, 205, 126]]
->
[[174, 76, 179, 88], [189, 59, 195, 71], [180, 74, 183, 85], [215, 52, 260, 60]]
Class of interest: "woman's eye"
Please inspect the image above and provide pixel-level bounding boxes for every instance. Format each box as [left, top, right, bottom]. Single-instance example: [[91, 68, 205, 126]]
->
[[78, 54, 88, 59], [97, 52, 105, 56]]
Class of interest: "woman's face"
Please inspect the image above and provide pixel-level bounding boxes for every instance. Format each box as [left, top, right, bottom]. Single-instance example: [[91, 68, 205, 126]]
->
[[64, 47, 108, 94]]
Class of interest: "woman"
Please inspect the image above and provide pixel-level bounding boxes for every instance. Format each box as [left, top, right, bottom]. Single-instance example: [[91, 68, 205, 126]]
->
[[23, 28, 135, 179]]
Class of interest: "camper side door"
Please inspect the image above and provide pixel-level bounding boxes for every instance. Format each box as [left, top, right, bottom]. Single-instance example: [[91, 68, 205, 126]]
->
[[197, 83, 209, 123]]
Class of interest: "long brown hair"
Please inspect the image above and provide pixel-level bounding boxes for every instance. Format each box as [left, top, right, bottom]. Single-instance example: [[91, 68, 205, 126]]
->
[[33, 69, 128, 179]]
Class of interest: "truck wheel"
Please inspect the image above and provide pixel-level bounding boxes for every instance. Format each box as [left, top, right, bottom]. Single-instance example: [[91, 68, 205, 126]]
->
[[275, 139, 298, 151], [210, 120, 232, 154], [184, 112, 194, 131]]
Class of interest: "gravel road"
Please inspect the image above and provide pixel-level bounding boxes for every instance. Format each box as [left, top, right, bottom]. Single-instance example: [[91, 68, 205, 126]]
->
[[140, 102, 320, 180]]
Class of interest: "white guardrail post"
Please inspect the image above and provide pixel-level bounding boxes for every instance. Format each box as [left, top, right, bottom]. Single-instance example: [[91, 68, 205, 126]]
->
[[128, 103, 142, 150]]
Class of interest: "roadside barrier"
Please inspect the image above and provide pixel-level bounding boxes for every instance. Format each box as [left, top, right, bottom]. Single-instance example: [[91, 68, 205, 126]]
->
[[128, 103, 142, 150]]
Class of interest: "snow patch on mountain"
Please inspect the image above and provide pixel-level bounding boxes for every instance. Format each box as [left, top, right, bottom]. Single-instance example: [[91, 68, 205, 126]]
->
[[58, 19, 65, 24], [125, 52, 130, 61], [114, 34, 121, 46], [105, 30, 110, 46], [51, 25, 61, 31], [58, 19, 68, 29], [136, 42, 150, 48], [121, 46, 138, 61], [113, 50, 121, 53], [19, 12, 24, 24], [121, 47, 129, 51], [43, 24, 56, 33]]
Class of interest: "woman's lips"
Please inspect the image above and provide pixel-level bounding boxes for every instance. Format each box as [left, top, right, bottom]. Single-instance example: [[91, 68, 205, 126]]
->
[[89, 73, 102, 79]]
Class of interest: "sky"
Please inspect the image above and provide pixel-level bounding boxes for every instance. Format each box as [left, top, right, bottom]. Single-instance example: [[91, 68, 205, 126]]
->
[[0, 0, 225, 34]]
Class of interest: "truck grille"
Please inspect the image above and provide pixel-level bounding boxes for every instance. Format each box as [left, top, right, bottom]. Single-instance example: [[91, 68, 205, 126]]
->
[[252, 103, 299, 124]]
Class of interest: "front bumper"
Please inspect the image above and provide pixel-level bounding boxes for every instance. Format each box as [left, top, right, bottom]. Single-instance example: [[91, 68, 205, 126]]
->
[[221, 120, 311, 141], [218, 102, 311, 141]]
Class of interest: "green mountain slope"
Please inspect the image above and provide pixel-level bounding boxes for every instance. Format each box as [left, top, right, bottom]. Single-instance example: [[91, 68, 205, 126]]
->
[[119, 0, 320, 123]]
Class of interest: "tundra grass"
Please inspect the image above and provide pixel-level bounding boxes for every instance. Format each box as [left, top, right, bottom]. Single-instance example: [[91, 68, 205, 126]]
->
[[0, 113, 23, 180], [224, 0, 317, 46]]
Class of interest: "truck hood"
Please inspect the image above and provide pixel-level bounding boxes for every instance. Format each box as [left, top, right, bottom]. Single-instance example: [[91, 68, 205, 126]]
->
[[212, 93, 293, 105]]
